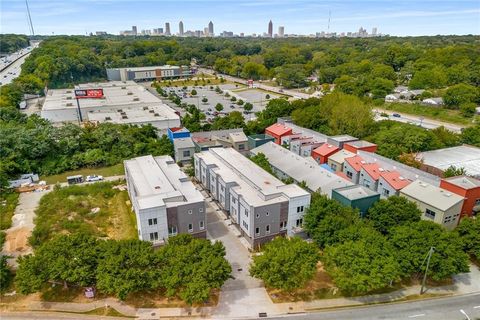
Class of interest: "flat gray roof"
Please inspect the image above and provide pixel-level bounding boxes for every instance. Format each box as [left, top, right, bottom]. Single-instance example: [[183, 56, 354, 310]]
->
[[416, 145, 480, 178], [400, 180, 464, 211], [125, 155, 203, 209], [444, 176, 480, 189], [251, 142, 353, 197], [345, 140, 377, 148], [174, 137, 195, 149], [334, 185, 379, 201]]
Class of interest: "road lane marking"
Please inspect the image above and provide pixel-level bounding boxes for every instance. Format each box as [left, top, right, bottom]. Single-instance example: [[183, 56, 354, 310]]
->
[[473, 306, 480, 309], [408, 314, 425, 318]]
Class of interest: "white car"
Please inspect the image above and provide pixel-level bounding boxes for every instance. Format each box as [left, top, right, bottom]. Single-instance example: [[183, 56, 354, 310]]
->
[[86, 175, 104, 182]]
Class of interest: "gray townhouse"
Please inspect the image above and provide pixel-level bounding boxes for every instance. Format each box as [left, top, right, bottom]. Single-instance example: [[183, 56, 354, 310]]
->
[[125, 155, 206, 245], [194, 147, 310, 248]]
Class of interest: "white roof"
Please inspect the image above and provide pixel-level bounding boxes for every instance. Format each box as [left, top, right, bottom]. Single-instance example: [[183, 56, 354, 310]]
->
[[444, 176, 480, 189], [124, 155, 203, 209], [196, 147, 308, 206], [87, 104, 179, 125], [251, 142, 353, 197], [174, 137, 195, 149], [43, 81, 161, 111], [416, 145, 480, 179], [400, 180, 464, 211]]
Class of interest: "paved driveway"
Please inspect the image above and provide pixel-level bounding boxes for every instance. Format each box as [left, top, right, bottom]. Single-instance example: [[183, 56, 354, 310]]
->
[[205, 196, 282, 319]]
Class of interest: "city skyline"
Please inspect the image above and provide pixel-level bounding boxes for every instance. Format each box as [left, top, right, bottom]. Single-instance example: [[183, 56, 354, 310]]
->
[[1, 0, 479, 36]]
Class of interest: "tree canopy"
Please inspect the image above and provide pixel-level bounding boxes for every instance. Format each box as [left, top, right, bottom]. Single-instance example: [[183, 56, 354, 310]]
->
[[250, 237, 320, 290]]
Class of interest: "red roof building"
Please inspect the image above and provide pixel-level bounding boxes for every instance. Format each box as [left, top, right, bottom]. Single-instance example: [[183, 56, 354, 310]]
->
[[342, 155, 365, 184], [378, 171, 412, 197], [265, 123, 293, 145], [344, 140, 378, 154], [311, 144, 339, 164], [359, 163, 382, 191], [440, 176, 480, 219]]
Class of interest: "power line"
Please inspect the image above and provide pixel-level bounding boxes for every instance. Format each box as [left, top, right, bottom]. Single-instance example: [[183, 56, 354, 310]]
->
[[25, 0, 35, 36]]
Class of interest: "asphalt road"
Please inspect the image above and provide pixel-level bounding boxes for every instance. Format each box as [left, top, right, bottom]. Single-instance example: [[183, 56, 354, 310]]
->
[[0, 43, 39, 87], [272, 292, 480, 320], [373, 108, 466, 133]]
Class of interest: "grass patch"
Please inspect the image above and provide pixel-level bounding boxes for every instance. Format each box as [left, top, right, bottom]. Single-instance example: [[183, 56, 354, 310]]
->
[[268, 264, 343, 303], [124, 288, 219, 308], [0, 191, 19, 230], [29, 181, 137, 247], [41, 163, 124, 185], [156, 77, 231, 87], [382, 103, 475, 126]]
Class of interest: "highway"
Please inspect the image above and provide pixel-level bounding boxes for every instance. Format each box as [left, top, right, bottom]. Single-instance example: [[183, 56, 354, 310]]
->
[[272, 292, 480, 320], [373, 108, 466, 133], [0, 42, 39, 87]]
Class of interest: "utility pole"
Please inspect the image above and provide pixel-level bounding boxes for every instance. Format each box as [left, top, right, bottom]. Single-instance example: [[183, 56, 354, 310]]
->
[[25, 0, 35, 36], [420, 246, 435, 294]]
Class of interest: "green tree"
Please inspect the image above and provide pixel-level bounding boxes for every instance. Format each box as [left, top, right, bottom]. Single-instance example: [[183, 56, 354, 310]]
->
[[158, 234, 231, 304], [202, 97, 208, 103], [0, 255, 13, 291], [250, 237, 320, 290], [323, 234, 401, 295], [249, 152, 273, 174], [409, 67, 447, 89], [461, 124, 480, 147], [389, 221, 470, 281], [191, 89, 197, 96], [96, 239, 161, 300], [443, 83, 479, 109], [215, 103, 224, 112], [244, 102, 253, 112], [456, 217, 480, 260], [443, 165, 467, 178], [365, 196, 421, 235]]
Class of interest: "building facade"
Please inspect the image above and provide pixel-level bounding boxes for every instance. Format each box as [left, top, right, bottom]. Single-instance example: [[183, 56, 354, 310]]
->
[[440, 176, 480, 219], [194, 147, 310, 248], [106, 65, 193, 82], [332, 185, 380, 216], [400, 180, 464, 230], [125, 155, 206, 245]]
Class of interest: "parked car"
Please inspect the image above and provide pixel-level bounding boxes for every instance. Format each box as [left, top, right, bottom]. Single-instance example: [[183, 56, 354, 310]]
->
[[67, 175, 83, 185], [86, 175, 104, 182], [392, 113, 401, 118], [230, 105, 235, 109], [208, 108, 212, 111]]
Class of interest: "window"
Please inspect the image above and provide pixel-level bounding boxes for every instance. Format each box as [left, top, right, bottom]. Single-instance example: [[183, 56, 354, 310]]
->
[[296, 218, 303, 227], [148, 218, 157, 225], [425, 208, 436, 219], [168, 226, 177, 236], [346, 171, 353, 179], [280, 221, 287, 230], [266, 211, 269, 216], [297, 206, 304, 213], [188, 209, 193, 215], [242, 221, 248, 230], [443, 216, 452, 224], [266, 225, 270, 234], [199, 207, 204, 213], [475, 198, 480, 206], [149, 232, 159, 241], [256, 213, 259, 219], [232, 198, 236, 204], [331, 163, 337, 171], [382, 189, 390, 197], [364, 181, 370, 189], [221, 185, 225, 192], [255, 227, 260, 235], [183, 150, 191, 157], [188, 223, 193, 232], [199, 220, 205, 230], [238, 144, 245, 151]]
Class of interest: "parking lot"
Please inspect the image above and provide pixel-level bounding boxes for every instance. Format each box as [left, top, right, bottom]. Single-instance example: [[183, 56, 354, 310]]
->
[[160, 84, 283, 122]]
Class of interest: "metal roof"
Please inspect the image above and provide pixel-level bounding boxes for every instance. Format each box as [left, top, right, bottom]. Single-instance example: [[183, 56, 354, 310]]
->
[[400, 180, 464, 211]]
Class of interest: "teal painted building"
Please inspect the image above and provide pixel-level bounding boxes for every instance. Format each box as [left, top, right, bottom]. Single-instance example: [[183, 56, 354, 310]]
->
[[248, 134, 275, 150], [332, 185, 380, 217]]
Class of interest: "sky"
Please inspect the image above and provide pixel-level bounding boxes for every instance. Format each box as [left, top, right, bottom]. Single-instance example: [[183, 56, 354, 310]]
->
[[1, 0, 479, 36]]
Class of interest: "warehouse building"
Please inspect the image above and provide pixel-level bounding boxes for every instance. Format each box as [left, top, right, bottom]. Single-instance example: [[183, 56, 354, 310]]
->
[[106, 65, 193, 82], [125, 155, 206, 245], [41, 81, 180, 130], [194, 147, 310, 248], [416, 145, 480, 179]]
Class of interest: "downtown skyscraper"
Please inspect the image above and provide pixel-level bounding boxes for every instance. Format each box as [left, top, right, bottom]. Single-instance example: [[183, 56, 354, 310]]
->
[[268, 20, 273, 37]]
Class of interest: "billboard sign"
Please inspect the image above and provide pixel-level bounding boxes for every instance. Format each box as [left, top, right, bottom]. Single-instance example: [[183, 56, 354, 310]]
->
[[74, 89, 104, 99]]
